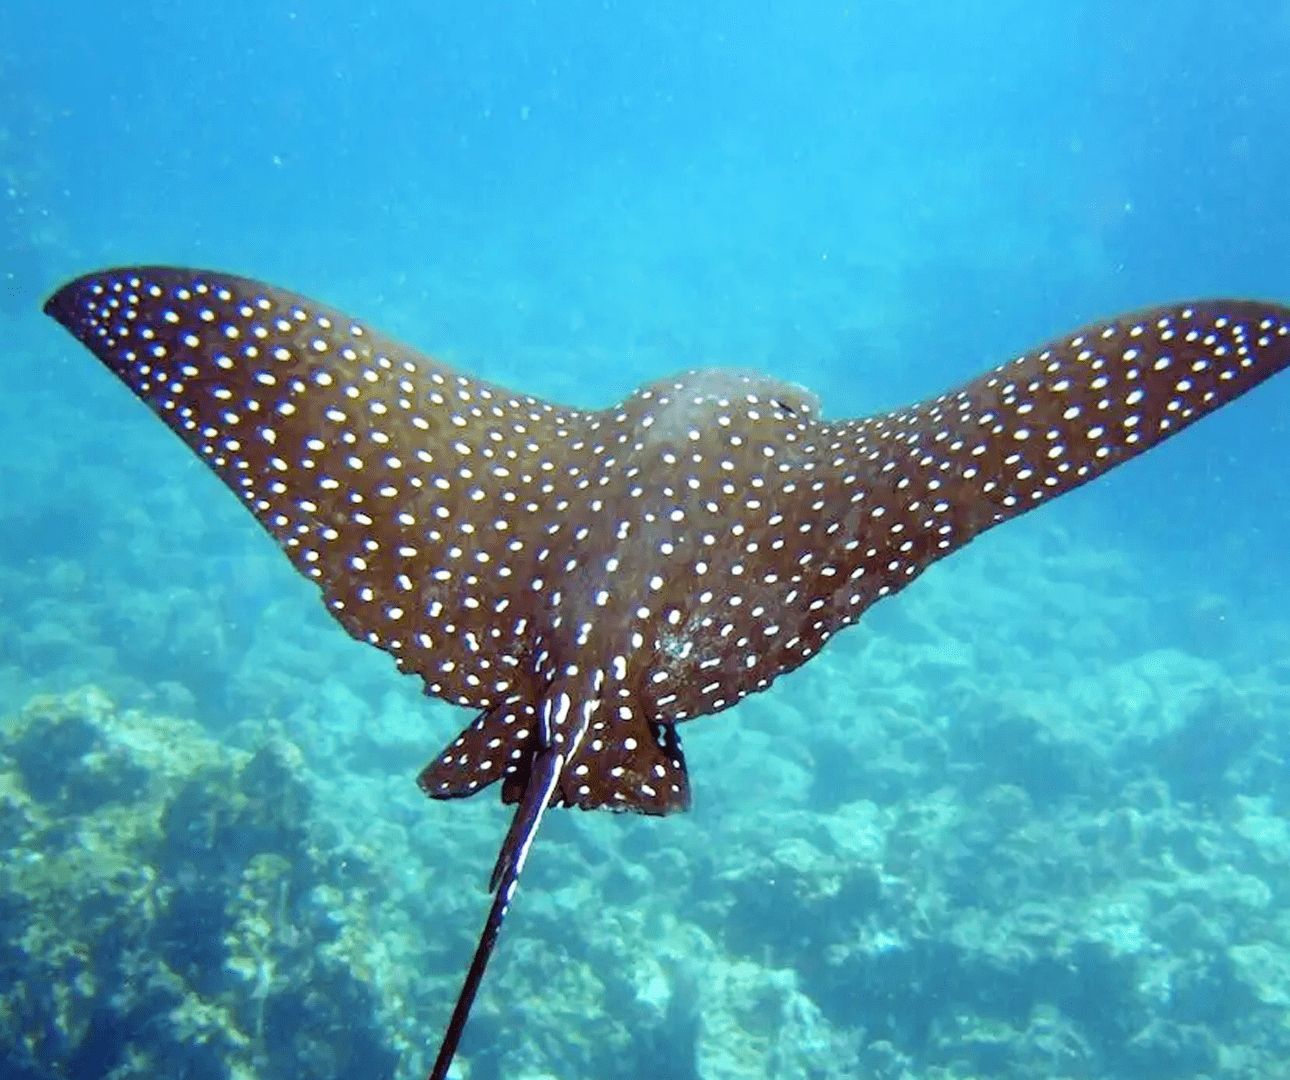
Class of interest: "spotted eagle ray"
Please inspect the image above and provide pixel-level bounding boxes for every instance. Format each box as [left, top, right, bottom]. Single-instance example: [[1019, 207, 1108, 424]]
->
[[44, 266, 1290, 1078]]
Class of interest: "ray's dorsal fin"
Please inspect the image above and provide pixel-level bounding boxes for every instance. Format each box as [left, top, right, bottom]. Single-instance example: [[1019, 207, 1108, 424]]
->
[[43, 266, 1290, 1080]]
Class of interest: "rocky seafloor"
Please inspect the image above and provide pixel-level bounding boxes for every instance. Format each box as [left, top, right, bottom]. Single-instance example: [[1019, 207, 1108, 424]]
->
[[4, 509, 1290, 1080]]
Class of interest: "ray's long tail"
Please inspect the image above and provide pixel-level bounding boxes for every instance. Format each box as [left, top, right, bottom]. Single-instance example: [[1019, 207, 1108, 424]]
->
[[429, 746, 565, 1080]]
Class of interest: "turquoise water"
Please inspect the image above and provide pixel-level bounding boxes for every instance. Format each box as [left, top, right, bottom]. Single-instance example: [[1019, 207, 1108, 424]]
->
[[2, 3, 1290, 1078]]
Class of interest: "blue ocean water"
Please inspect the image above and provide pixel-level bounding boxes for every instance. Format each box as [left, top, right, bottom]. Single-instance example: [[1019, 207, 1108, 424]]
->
[[2, 2, 1290, 1078]]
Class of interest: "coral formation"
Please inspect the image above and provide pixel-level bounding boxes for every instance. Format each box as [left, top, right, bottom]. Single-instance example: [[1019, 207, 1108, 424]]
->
[[0, 688, 406, 1080], [3, 517, 1290, 1080]]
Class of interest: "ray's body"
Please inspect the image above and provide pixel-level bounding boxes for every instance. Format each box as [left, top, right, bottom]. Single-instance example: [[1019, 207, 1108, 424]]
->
[[44, 267, 1290, 1079]]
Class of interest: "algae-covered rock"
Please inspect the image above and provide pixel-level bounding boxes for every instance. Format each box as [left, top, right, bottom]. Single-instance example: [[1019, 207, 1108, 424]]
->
[[0, 687, 405, 1080], [694, 958, 858, 1080]]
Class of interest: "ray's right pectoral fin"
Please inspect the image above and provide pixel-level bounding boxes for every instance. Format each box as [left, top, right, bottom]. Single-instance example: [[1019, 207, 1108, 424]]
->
[[926, 300, 1290, 539], [850, 300, 1290, 588]]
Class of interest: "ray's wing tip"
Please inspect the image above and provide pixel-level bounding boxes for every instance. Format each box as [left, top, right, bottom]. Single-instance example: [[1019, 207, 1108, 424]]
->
[[43, 266, 153, 327], [41, 271, 91, 324], [41, 271, 118, 335], [42, 265, 243, 322]]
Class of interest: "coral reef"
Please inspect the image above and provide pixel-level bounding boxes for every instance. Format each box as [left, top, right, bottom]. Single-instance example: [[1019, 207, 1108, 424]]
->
[[3, 530, 1290, 1080], [0, 687, 411, 1080]]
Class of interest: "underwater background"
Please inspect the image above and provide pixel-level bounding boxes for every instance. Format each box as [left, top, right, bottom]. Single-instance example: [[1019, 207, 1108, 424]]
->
[[4, 2, 1290, 1078]]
